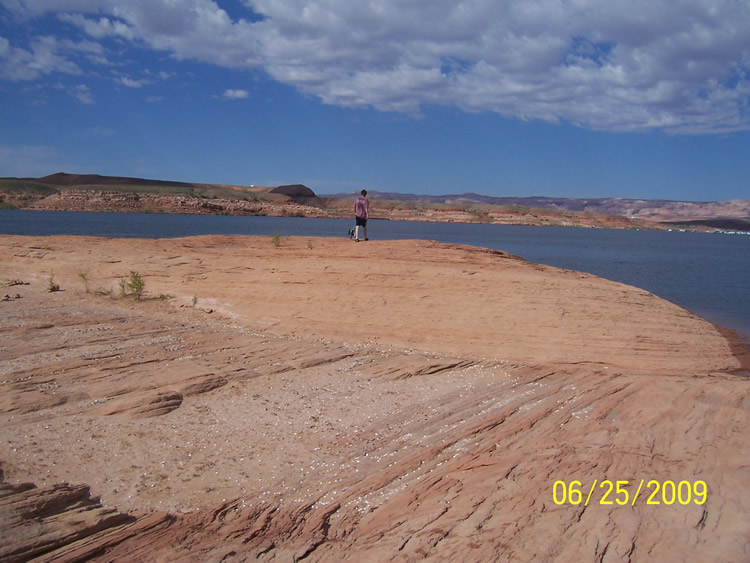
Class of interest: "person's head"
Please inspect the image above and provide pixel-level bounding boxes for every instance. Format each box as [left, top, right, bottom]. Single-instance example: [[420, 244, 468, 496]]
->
[[361, 189, 367, 196]]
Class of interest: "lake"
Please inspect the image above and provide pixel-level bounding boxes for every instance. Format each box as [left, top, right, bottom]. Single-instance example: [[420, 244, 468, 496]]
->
[[2, 209, 748, 342]]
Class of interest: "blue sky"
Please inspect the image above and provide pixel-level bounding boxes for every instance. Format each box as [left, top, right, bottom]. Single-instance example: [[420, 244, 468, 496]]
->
[[1, 1, 749, 201]]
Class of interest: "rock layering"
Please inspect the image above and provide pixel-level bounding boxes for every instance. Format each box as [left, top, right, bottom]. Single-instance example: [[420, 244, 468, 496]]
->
[[0, 234, 748, 561]]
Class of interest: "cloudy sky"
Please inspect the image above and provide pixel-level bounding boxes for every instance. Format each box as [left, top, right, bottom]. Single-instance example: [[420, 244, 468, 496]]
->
[[1, 0, 749, 201]]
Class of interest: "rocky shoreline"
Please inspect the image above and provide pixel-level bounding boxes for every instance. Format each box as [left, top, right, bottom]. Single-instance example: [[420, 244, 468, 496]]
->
[[2, 187, 659, 229], [1, 235, 748, 560]]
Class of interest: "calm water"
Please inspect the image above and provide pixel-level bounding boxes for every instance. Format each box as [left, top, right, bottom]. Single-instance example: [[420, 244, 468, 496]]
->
[[2, 209, 748, 341]]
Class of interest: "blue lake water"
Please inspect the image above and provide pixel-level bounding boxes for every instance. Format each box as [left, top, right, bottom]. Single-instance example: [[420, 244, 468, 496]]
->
[[2, 209, 748, 342]]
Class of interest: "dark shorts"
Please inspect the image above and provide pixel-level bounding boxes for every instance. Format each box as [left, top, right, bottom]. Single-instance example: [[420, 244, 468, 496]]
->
[[355, 216, 368, 226]]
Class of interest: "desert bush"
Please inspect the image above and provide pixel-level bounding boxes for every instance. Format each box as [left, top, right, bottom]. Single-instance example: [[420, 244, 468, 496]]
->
[[119, 270, 145, 300], [271, 232, 289, 247], [78, 272, 89, 293], [47, 272, 60, 293]]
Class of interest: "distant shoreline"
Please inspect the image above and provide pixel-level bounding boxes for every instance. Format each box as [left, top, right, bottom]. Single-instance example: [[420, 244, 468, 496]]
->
[[0, 188, 706, 232], [3, 173, 749, 232]]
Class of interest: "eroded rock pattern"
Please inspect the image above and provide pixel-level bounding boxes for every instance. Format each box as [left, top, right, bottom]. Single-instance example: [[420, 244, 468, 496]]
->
[[0, 235, 747, 561]]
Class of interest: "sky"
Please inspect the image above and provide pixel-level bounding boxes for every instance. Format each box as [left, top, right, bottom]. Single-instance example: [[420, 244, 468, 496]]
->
[[1, 0, 749, 202]]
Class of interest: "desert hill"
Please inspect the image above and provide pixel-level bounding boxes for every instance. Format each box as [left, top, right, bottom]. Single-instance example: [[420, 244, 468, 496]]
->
[[36, 172, 196, 188], [0, 173, 322, 218], [2, 172, 748, 230], [327, 190, 750, 224], [270, 183, 317, 199]]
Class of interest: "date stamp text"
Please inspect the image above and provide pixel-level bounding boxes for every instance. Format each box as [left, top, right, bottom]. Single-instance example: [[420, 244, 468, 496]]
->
[[552, 479, 707, 506]]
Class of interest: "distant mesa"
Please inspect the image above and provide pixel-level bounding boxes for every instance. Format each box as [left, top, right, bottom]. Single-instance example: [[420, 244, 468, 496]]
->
[[37, 172, 195, 188], [3, 173, 747, 225], [270, 184, 317, 199]]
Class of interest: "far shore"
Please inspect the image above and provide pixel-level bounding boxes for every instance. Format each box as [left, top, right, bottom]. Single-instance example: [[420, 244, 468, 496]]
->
[[0, 186, 702, 230], [3, 172, 749, 232]]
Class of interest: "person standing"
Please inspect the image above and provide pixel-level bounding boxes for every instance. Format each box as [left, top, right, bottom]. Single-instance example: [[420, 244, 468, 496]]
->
[[354, 189, 369, 241]]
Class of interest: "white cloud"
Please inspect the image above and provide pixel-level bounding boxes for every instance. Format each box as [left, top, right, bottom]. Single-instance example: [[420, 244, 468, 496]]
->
[[70, 83, 94, 103], [116, 76, 147, 88], [0, 34, 83, 80], [3, 0, 750, 134], [247, 0, 750, 133], [58, 12, 135, 40], [55, 1, 265, 67], [223, 88, 248, 99]]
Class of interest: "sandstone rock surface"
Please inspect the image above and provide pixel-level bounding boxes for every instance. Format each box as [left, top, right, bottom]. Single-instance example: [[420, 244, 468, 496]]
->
[[0, 234, 747, 561]]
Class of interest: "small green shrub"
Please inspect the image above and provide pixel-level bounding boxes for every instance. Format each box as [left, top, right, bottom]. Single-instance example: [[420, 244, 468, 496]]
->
[[78, 272, 89, 293], [119, 270, 145, 300], [271, 232, 288, 248], [47, 272, 60, 293]]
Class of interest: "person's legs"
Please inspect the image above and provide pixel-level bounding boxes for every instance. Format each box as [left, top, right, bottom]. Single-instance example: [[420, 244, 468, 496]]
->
[[355, 216, 367, 241]]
